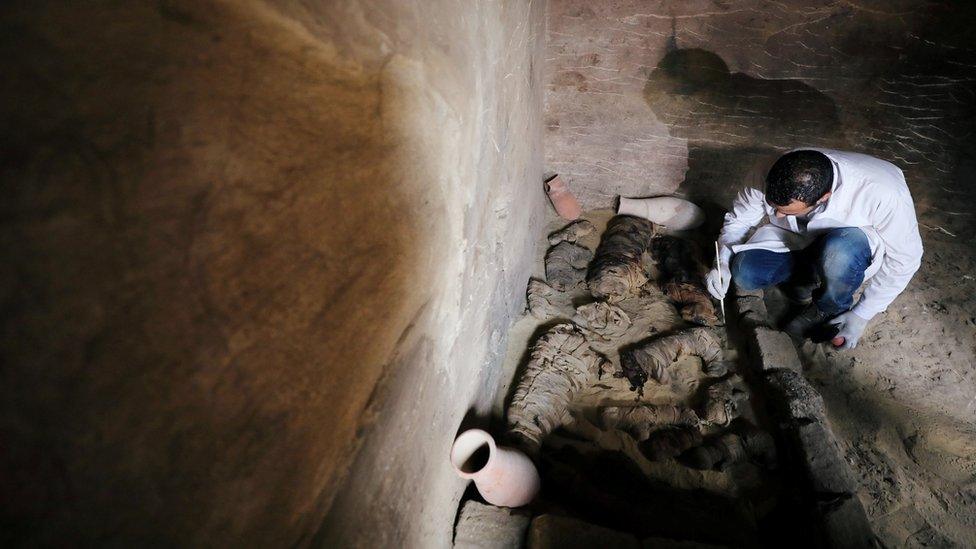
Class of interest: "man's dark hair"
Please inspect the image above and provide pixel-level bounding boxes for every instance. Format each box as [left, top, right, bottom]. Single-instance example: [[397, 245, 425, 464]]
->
[[765, 150, 833, 206]]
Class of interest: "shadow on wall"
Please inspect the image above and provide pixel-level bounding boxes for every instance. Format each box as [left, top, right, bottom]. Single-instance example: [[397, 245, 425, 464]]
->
[[643, 48, 847, 236], [0, 2, 430, 546]]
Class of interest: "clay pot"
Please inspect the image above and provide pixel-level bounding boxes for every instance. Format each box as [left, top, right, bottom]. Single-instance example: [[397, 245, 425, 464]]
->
[[450, 429, 540, 507], [617, 196, 705, 230], [545, 175, 582, 220]]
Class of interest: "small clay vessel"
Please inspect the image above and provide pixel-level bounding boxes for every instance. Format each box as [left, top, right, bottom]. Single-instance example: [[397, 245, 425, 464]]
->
[[617, 196, 705, 230], [545, 175, 582, 220], [450, 429, 540, 507]]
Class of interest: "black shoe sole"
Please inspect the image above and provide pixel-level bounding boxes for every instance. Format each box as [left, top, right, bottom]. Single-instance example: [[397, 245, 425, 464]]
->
[[808, 323, 840, 344]]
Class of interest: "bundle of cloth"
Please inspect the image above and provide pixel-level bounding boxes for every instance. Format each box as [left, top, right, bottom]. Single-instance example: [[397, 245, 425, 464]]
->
[[585, 216, 718, 326], [506, 212, 773, 499], [649, 235, 719, 326], [585, 215, 655, 302]]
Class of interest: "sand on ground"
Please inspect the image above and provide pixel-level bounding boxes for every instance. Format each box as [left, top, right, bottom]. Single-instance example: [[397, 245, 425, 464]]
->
[[497, 196, 976, 546]]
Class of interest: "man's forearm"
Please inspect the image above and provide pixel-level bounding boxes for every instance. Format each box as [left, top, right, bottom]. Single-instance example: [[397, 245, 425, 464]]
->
[[851, 262, 920, 320], [718, 187, 767, 263], [853, 195, 923, 320]]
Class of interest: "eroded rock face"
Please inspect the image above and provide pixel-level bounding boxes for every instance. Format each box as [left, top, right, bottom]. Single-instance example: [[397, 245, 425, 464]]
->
[[1, 0, 546, 546], [546, 0, 975, 226]]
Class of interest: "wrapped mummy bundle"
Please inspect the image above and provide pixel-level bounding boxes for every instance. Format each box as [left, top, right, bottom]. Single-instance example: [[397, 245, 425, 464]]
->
[[526, 278, 574, 321], [686, 433, 749, 471], [545, 241, 593, 291], [548, 219, 596, 245], [662, 282, 719, 326], [601, 404, 702, 441], [572, 301, 632, 342], [618, 327, 725, 393], [586, 215, 656, 302], [507, 324, 609, 453], [642, 426, 704, 461], [597, 405, 711, 473], [649, 235, 718, 326], [702, 375, 750, 427]]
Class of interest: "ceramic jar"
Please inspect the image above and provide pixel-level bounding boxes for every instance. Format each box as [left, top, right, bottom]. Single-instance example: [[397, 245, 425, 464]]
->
[[617, 196, 705, 230], [545, 175, 582, 220], [450, 429, 540, 508]]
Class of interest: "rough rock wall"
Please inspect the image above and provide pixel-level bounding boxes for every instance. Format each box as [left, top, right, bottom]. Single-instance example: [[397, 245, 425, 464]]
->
[[0, 0, 545, 546], [545, 0, 974, 215], [314, 1, 548, 547]]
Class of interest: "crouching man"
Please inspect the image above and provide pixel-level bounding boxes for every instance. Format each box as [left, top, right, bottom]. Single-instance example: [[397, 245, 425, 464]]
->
[[705, 149, 923, 348]]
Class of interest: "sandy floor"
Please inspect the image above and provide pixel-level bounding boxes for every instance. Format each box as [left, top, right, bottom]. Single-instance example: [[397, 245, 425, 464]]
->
[[497, 192, 976, 546], [800, 195, 976, 545], [492, 208, 788, 544]]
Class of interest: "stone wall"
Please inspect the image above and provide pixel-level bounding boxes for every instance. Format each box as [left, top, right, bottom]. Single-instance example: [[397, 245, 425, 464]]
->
[[545, 0, 974, 216], [0, 1, 546, 546]]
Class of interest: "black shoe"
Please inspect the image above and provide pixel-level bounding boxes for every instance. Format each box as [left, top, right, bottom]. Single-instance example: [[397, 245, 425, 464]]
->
[[784, 304, 833, 340], [807, 321, 840, 344]]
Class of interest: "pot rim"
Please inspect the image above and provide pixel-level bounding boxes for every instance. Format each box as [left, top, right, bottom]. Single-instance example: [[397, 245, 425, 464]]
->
[[450, 428, 497, 480]]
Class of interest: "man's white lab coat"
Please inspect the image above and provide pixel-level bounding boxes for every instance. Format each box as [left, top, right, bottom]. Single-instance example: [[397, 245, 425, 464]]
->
[[718, 148, 923, 320]]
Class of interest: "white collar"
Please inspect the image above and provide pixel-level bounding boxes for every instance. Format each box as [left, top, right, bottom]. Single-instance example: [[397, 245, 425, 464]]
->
[[817, 156, 842, 217]]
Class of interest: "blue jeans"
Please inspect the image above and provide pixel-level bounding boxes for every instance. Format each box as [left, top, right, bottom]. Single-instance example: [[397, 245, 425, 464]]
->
[[730, 227, 871, 316]]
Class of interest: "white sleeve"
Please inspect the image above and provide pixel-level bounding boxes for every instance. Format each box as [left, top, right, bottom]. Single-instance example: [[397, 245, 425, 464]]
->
[[851, 195, 923, 320], [718, 187, 767, 264]]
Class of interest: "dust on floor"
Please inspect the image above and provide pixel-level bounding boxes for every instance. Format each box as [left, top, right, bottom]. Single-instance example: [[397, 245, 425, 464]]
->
[[786, 148, 976, 546], [498, 193, 976, 547]]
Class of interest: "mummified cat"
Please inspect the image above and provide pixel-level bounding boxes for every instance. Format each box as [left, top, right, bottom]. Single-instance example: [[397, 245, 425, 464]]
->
[[617, 326, 726, 394], [649, 235, 718, 326], [507, 323, 609, 453], [545, 241, 593, 291], [586, 215, 656, 302]]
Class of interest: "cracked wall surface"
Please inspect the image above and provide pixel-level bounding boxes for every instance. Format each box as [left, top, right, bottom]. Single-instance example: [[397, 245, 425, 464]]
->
[[0, 0, 545, 546], [546, 0, 974, 211]]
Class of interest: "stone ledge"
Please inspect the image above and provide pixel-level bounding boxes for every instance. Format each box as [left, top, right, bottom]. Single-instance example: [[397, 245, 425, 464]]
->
[[733, 290, 875, 547], [734, 287, 769, 329], [764, 369, 828, 423], [454, 500, 531, 549], [750, 327, 802, 373], [796, 421, 859, 496], [819, 494, 875, 548], [527, 514, 641, 549], [734, 287, 764, 299]]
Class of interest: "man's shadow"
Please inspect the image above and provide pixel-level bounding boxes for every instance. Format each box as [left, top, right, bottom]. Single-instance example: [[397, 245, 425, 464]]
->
[[643, 48, 848, 237]]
